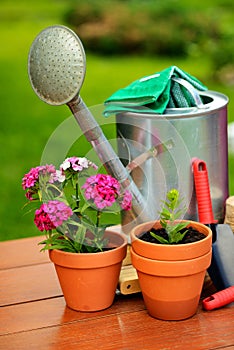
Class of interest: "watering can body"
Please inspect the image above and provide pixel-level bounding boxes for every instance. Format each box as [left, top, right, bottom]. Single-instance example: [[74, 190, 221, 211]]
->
[[116, 91, 229, 234]]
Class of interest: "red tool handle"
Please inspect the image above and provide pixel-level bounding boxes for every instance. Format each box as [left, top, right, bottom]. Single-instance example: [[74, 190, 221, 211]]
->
[[202, 286, 234, 310], [192, 158, 217, 224]]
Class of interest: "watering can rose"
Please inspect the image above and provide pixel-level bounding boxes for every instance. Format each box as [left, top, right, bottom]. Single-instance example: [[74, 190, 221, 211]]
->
[[22, 156, 132, 253]]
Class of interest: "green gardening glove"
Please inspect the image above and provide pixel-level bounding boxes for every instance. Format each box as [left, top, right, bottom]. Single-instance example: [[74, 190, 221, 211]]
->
[[103, 65, 207, 116]]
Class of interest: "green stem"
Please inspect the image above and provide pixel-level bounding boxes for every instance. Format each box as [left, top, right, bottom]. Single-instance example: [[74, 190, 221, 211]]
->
[[45, 229, 53, 247], [75, 182, 79, 209], [64, 234, 78, 252], [96, 210, 101, 228]]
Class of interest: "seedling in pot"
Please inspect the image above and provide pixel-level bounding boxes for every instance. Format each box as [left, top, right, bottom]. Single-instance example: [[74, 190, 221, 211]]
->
[[150, 189, 190, 244]]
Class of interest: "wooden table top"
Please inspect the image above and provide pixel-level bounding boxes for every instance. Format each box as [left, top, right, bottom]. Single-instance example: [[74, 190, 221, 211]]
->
[[0, 235, 234, 350]]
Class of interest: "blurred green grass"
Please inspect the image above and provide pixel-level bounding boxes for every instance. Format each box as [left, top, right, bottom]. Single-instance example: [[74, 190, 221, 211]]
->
[[0, 0, 234, 241]]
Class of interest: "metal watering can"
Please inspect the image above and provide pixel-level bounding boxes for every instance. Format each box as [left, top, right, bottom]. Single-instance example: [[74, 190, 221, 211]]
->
[[28, 25, 229, 236], [116, 89, 229, 232]]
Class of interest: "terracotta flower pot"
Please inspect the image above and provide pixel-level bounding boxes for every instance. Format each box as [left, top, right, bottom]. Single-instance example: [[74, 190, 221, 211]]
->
[[49, 230, 127, 312], [130, 220, 212, 320]]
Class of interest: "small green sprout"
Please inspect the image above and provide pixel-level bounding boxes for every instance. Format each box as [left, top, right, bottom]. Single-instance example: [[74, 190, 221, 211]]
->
[[150, 189, 190, 244]]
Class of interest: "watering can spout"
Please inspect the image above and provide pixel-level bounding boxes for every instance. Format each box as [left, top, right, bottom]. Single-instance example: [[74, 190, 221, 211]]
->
[[28, 25, 155, 234]]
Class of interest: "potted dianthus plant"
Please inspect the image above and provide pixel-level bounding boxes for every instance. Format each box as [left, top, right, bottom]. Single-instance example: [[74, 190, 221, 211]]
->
[[130, 189, 212, 321], [22, 156, 132, 312]]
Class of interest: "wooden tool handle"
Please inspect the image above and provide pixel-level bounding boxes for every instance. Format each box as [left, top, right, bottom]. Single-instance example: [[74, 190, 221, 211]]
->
[[224, 196, 234, 232]]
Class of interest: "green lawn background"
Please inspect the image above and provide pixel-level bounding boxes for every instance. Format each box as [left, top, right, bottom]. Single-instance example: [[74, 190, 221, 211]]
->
[[1, 0, 234, 241]]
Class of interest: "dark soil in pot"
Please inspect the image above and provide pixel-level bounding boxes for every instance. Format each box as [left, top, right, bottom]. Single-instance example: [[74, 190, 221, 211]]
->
[[138, 227, 206, 245]]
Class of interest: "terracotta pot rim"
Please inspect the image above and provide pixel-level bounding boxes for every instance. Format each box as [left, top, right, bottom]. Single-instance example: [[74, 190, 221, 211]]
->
[[49, 230, 128, 269], [131, 220, 212, 246], [131, 247, 212, 276], [130, 220, 212, 261]]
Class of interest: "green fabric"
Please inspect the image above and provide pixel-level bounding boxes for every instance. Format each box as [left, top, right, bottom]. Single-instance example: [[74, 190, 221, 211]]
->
[[103, 66, 207, 116]]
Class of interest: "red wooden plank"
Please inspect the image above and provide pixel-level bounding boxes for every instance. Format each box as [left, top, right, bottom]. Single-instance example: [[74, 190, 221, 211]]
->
[[0, 236, 49, 270], [1, 233, 233, 350], [0, 263, 62, 306], [0, 227, 122, 270], [0, 304, 233, 350], [0, 294, 145, 335]]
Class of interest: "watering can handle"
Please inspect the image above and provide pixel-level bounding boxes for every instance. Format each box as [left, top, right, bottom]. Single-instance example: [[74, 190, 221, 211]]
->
[[117, 129, 174, 173], [126, 140, 174, 173], [172, 77, 204, 108]]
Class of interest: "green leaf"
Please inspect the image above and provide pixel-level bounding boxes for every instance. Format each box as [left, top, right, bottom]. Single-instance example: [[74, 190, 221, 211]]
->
[[158, 189, 190, 244], [150, 231, 169, 244], [80, 202, 91, 213], [161, 207, 171, 218], [75, 225, 86, 246]]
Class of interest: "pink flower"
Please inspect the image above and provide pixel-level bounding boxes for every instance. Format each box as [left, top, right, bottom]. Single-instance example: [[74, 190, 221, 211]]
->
[[25, 190, 35, 201], [60, 157, 97, 173], [82, 174, 121, 209], [22, 166, 40, 190], [34, 201, 73, 232], [22, 165, 56, 189], [121, 190, 132, 211], [22, 165, 57, 200], [34, 205, 56, 232]]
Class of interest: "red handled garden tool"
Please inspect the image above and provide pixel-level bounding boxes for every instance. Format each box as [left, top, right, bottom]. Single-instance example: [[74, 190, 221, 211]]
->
[[192, 158, 234, 290], [203, 286, 234, 310]]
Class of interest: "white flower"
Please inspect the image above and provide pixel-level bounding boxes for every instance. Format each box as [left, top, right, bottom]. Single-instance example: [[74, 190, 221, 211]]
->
[[55, 170, 65, 182], [78, 157, 89, 169], [60, 159, 71, 170]]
